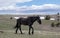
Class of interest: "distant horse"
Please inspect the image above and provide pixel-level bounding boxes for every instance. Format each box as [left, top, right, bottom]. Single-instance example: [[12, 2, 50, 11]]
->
[[14, 16, 42, 35]]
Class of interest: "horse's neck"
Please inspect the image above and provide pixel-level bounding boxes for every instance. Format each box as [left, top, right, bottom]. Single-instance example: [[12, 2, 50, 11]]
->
[[30, 17, 37, 22]]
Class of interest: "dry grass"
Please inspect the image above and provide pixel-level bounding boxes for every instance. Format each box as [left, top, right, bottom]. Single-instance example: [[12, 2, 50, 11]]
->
[[0, 15, 60, 38]]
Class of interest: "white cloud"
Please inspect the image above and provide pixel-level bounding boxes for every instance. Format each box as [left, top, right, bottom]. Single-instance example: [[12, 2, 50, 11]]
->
[[15, 4, 60, 15], [29, 4, 60, 10], [0, 0, 60, 14], [16, 0, 32, 3], [0, 0, 32, 10], [0, 4, 60, 11], [0, 0, 32, 7], [0, 4, 60, 15], [40, 4, 60, 9], [17, 4, 60, 11], [0, 5, 16, 10], [2, 4, 60, 10]]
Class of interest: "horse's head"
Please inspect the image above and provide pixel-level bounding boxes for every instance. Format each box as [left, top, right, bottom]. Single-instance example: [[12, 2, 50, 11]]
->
[[28, 15, 42, 24], [36, 16, 42, 24]]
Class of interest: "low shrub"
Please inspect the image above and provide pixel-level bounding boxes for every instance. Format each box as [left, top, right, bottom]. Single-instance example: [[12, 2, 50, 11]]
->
[[45, 15, 50, 20], [51, 22, 55, 27]]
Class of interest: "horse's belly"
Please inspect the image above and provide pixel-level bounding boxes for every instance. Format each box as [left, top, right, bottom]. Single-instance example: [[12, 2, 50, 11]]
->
[[23, 23, 28, 25], [21, 21, 29, 25]]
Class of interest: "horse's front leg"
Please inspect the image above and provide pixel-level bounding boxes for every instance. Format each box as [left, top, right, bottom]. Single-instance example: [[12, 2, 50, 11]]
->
[[31, 26, 34, 34], [29, 26, 31, 35], [29, 23, 34, 35], [29, 26, 34, 35]]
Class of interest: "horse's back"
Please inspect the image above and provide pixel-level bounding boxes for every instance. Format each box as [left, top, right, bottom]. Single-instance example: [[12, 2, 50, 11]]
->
[[17, 17, 31, 25]]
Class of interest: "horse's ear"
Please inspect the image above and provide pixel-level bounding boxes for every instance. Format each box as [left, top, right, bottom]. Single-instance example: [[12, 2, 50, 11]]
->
[[37, 15, 39, 17], [37, 15, 40, 18]]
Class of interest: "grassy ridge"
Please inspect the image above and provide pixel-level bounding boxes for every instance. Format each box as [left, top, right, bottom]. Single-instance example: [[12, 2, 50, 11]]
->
[[0, 15, 59, 30]]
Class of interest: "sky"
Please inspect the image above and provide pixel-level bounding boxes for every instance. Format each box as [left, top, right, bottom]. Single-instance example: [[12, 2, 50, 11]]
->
[[0, 0, 60, 15]]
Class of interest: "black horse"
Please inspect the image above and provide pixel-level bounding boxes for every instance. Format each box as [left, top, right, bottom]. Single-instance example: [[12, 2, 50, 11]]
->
[[14, 16, 42, 35]]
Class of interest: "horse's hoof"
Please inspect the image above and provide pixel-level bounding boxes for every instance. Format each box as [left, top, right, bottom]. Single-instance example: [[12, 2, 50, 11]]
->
[[21, 33, 24, 34], [32, 33, 34, 35], [14, 33, 17, 34], [0, 31, 4, 33], [28, 32, 31, 35], [28, 33, 31, 35], [32, 32, 34, 34]]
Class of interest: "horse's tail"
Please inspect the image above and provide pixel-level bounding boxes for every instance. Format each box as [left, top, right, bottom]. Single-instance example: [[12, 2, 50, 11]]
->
[[14, 25, 17, 29], [14, 22, 18, 28], [14, 19, 20, 29]]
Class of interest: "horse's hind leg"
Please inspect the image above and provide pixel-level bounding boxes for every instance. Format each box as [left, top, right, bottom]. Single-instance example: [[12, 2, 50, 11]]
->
[[15, 28, 18, 34], [19, 25, 23, 34], [15, 23, 18, 34]]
